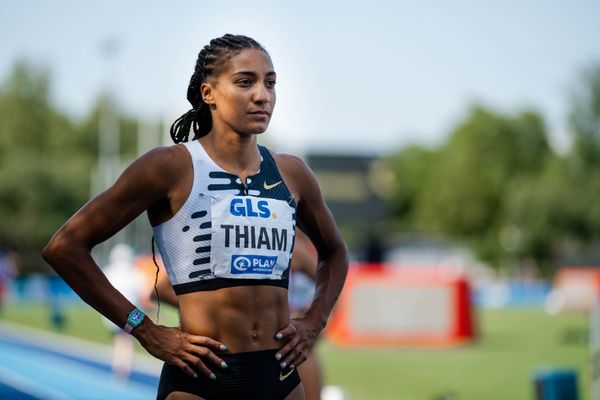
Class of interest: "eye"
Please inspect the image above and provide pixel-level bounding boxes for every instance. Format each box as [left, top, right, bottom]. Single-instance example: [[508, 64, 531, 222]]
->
[[236, 79, 253, 86], [266, 79, 277, 88]]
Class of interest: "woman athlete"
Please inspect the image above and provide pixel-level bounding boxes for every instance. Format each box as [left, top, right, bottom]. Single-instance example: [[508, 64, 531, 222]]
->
[[42, 34, 348, 400]]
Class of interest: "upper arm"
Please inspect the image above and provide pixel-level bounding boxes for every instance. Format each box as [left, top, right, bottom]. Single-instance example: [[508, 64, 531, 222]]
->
[[276, 154, 346, 260], [291, 229, 318, 278], [48, 146, 183, 251]]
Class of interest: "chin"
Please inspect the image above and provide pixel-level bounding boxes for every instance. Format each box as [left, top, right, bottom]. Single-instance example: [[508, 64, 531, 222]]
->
[[244, 124, 269, 135]]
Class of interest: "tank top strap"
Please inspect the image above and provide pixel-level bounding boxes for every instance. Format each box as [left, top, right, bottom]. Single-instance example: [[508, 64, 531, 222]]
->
[[181, 139, 208, 189], [182, 139, 202, 163], [257, 145, 283, 180]]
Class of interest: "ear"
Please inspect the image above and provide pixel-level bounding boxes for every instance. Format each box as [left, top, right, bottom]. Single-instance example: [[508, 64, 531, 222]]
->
[[200, 82, 215, 105]]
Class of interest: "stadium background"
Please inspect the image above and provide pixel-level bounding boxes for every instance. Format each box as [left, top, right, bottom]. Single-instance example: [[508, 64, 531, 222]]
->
[[1, 1, 600, 399]]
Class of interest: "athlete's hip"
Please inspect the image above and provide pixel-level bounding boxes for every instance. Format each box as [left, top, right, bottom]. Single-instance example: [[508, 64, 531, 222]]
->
[[157, 349, 301, 400]]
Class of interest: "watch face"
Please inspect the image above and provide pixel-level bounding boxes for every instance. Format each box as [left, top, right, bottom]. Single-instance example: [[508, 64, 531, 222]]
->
[[129, 310, 144, 325]]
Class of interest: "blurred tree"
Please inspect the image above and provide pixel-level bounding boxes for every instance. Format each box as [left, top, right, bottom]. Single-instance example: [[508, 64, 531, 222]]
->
[[0, 61, 139, 273], [569, 64, 600, 170], [387, 105, 553, 270], [0, 61, 93, 272], [382, 64, 600, 275], [489, 65, 600, 272], [503, 156, 570, 269], [565, 64, 600, 240], [386, 145, 438, 229], [416, 106, 549, 235], [78, 94, 139, 163]]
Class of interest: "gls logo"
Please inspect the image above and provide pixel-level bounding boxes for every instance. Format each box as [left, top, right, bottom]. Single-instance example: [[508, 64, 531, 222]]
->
[[230, 198, 271, 218]]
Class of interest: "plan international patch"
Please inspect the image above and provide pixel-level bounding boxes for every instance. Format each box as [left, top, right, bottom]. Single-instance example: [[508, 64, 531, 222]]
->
[[231, 255, 278, 274]]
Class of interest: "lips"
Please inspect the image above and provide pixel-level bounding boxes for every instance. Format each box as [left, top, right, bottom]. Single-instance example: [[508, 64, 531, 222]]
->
[[249, 110, 270, 117]]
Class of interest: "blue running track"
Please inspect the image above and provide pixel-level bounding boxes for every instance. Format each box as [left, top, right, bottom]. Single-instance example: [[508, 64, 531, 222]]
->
[[0, 322, 161, 399]]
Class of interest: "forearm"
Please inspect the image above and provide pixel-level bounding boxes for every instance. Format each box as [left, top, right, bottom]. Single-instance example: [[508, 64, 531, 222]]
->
[[297, 250, 318, 280], [42, 235, 137, 329], [304, 244, 348, 330]]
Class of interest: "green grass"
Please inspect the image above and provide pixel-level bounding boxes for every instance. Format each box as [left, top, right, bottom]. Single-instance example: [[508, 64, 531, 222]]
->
[[0, 301, 180, 349], [319, 309, 589, 400], [0, 304, 589, 400]]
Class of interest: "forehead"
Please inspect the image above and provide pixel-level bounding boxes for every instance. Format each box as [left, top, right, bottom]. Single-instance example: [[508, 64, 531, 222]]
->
[[221, 48, 275, 76]]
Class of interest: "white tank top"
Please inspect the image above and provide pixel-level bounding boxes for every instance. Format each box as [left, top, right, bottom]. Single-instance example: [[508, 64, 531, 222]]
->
[[152, 140, 297, 294]]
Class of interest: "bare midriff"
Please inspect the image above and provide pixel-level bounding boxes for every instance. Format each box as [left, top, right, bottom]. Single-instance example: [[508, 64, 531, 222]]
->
[[177, 285, 289, 353]]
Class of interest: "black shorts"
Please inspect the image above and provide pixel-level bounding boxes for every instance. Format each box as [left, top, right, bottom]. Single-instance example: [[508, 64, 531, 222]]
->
[[156, 349, 301, 400]]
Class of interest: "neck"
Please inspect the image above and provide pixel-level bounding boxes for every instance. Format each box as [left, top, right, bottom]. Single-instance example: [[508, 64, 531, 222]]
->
[[199, 130, 261, 178]]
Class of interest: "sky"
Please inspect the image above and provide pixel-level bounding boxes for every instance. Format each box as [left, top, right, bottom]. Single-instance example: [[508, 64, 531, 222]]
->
[[1, 1, 599, 156]]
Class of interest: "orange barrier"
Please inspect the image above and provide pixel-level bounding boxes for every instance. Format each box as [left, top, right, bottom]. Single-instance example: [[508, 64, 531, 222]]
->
[[326, 264, 476, 348], [134, 254, 168, 309], [549, 266, 600, 313]]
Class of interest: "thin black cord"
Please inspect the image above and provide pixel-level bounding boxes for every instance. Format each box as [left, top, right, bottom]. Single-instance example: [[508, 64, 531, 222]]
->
[[151, 235, 160, 323]]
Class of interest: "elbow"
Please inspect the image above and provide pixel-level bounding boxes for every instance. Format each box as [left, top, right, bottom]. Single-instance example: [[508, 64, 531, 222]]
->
[[42, 232, 71, 269], [335, 237, 349, 264], [320, 235, 348, 262], [42, 236, 60, 266]]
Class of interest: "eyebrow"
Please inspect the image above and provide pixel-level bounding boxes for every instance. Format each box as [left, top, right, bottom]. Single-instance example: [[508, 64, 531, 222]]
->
[[232, 70, 277, 78]]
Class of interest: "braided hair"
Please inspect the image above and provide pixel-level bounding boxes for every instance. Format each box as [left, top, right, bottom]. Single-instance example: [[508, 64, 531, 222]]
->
[[170, 34, 267, 143]]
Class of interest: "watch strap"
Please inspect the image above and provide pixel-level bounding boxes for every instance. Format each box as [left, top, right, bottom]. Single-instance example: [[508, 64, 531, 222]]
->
[[124, 308, 145, 334], [124, 321, 135, 333]]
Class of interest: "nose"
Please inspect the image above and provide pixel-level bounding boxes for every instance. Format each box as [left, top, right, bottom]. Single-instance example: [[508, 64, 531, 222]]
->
[[252, 83, 272, 104]]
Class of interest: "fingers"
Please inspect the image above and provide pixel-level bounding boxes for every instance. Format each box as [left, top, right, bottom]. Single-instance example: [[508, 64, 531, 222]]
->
[[275, 317, 323, 369], [186, 343, 229, 370], [275, 324, 297, 341], [173, 359, 199, 379], [279, 339, 308, 369], [275, 323, 312, 369], [175, 344, 229, 379], [289, 351, 307, 369], [279, 347, 307, 369], [173, 333, 229, 379], [276, 333, 298, 360], [181, 353, 216, 380], [185, 334, 228, 352]]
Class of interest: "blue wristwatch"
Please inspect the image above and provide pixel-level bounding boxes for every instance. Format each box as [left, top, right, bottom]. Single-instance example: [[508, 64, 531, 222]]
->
[[124, 308, 145, 333]]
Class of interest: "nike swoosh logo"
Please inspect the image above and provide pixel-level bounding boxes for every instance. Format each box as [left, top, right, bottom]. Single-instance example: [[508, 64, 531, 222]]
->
[[279, 368, 295, 381], [264, 181, 282, 190]]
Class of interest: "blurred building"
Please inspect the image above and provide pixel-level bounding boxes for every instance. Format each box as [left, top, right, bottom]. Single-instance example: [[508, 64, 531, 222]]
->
[[306, 153, 392, 259]]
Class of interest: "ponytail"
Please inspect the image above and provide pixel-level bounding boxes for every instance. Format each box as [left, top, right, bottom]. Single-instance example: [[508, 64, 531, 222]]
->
[[170, 103, 211, 143]]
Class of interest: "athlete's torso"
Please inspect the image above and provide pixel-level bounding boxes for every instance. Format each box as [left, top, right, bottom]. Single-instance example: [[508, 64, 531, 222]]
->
[[150, 140, 297, 351], [153, 140, 297, 295]]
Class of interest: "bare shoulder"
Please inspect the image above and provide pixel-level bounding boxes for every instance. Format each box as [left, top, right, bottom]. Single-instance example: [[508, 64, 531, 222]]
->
[[270, 150, 311, 180], [95, 144, 192, 216], [137, 143, 189, 171], [269, 150, 320, 204], [124, 144, 190, 185]]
